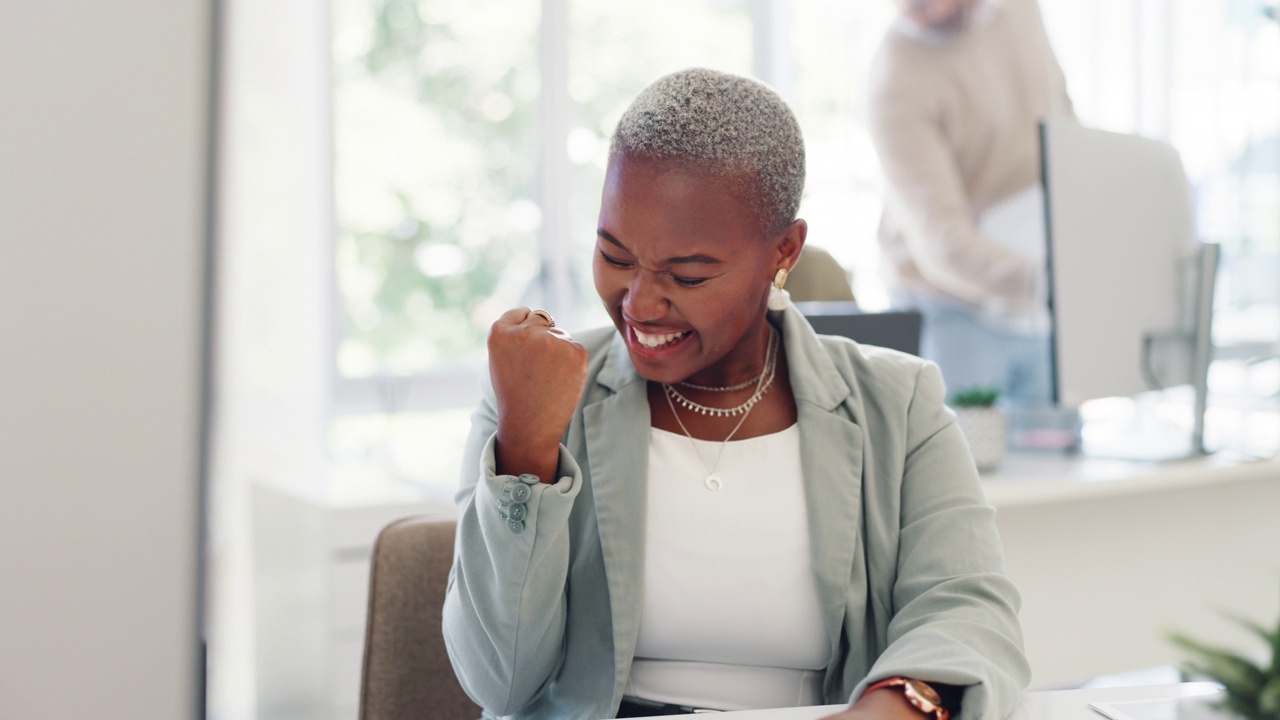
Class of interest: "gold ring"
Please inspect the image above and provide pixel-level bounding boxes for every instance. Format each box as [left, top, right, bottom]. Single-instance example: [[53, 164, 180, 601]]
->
[[528, 309, 555, 328]]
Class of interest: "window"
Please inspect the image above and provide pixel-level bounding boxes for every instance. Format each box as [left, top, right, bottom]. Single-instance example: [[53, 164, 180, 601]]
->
[[1041, 0, 1280, 451], [328, 1, 824, 490], [328, 1, 1280, 491], [208, 4, 1280, 717]]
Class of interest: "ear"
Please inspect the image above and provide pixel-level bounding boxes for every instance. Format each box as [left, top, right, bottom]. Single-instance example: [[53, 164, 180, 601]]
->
[[773, 219, 808, 273]]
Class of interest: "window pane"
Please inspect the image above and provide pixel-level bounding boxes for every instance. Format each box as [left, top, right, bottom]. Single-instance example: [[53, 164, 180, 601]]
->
[[565, 0, 754, 331], [788, 0, 896, 309], [1043, 0, 1280, 348], [332, 0, 541, 377]]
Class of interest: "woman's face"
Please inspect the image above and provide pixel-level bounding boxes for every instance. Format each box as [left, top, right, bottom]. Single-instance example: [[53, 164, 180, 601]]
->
[[593, 153, 802, 386]]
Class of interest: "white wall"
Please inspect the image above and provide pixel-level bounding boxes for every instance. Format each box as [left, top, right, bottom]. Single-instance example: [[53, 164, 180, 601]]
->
[[0, 3, 212, 719], [207, 0, 334, 715]]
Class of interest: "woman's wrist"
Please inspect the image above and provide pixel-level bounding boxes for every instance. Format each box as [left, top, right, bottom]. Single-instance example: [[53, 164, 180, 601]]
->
[[494, 432, 561, 484], [861, 677, 960, 720], [823, 684, 925, 720]]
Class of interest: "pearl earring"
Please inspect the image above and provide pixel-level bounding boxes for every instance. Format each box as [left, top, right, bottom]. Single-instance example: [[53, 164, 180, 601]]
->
[[767, 267, 791, 311]]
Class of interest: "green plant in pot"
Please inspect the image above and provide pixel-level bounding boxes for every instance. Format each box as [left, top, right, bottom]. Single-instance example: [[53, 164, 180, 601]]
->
[[948, 385, 1004, 471], [950, 386, 1000, 408], [1168, 602, 1280, 720]]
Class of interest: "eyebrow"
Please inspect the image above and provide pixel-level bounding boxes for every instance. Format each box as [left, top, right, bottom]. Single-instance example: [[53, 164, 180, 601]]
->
[[597, 229, 723, 265]]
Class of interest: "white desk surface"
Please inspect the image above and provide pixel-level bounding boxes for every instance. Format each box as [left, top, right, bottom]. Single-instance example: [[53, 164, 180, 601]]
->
[[620, 682, 1223, 720], [979, 450, 1279, 508]]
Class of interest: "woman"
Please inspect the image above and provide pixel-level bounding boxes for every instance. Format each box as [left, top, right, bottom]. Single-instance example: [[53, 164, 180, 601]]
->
[[443, 68, 1029, 720]]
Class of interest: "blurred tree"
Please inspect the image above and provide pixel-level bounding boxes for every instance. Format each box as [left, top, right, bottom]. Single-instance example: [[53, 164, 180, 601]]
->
[[332, 0, 540, 376]]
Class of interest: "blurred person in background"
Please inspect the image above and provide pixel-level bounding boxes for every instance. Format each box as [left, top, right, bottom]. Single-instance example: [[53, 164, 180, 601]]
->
[[868, 0, 1074, 404]]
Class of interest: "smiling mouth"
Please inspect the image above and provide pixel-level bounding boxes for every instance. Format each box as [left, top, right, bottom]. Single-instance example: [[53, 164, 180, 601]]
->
[[632, 327, 691, 349]]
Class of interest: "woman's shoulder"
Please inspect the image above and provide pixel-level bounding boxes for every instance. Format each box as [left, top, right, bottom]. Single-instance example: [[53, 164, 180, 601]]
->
[[813, 333, 939, 405]]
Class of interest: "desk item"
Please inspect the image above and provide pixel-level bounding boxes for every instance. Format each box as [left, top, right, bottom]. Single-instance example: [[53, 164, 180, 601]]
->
[[1039, 120, 1198, 407], [953, 405, 1006, 471], [794, 301, 923, 356], [1089, 689, 1227, 720], [1039, 120, 1220, 457], [976, 183, 1049, 336], [1006, 403, 1080, 451]]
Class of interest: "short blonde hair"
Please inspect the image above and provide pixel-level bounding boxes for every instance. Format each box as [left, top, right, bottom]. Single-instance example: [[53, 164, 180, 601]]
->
[[610, 68, 806, 235]]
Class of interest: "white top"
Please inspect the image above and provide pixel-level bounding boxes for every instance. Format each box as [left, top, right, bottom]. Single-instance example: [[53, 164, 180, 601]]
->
[[627, 425, 828, 711]]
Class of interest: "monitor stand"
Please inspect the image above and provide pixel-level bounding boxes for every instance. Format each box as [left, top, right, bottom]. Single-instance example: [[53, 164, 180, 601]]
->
[[1078, 242, 1220, 461]]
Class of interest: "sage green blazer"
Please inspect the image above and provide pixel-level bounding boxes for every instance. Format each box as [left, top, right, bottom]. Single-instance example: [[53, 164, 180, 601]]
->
[[443, 304, 1030, 720]]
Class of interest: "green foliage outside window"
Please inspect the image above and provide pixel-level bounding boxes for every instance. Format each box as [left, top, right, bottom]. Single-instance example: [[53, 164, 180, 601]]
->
[[332, 0, 541, 377]]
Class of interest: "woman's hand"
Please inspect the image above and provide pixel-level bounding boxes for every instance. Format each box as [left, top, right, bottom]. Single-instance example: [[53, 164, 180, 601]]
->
[[819, 687, 926, 720], [488, 307, 588, 483]]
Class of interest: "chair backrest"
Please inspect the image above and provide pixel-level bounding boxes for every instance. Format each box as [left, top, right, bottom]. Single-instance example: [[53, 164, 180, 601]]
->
[[786, 246, 855, 303], [360, 514, 481, 720]]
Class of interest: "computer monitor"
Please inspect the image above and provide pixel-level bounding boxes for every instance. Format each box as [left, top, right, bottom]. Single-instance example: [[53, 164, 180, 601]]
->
[[794, 301, 923, 357], [1039, 120, 1200, 407]]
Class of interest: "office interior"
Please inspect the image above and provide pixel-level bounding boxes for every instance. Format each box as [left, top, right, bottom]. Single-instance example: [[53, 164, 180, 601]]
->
[[1, 1, 1278, 719]]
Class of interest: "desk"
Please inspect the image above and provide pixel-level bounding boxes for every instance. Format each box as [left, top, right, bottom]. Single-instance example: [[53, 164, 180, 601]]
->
[[983, 453, 1280, 688], [628, 682, 1223, 720], [251, 452, 1278, 717]]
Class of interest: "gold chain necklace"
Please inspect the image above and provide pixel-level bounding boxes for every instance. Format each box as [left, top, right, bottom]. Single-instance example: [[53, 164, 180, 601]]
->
[[661, 326, 777, 491], [663, 328, 778, 418]]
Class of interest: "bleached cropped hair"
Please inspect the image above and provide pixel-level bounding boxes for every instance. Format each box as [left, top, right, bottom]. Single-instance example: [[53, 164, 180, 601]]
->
[[610, 67, 806, 236]]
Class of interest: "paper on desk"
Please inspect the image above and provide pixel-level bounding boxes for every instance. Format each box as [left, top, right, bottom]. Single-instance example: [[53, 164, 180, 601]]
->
[[976, 183, 1050, 335], [1089, 689, 1227, 720], [979, 184, 1047, 264]]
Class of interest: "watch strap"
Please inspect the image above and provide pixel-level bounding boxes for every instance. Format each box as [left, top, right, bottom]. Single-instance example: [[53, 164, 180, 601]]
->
[[864, 676, 952, 720]]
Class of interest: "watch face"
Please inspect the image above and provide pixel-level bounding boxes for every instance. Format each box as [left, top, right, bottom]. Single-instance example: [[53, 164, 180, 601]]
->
[[906, 679, 943, 706]]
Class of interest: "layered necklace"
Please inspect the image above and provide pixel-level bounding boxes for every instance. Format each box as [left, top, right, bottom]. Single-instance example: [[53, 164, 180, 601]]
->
[[661, 325, 779, 491]]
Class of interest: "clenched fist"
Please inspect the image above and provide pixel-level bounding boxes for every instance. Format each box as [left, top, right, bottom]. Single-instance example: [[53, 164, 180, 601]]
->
[[488, 307, 589, 483]]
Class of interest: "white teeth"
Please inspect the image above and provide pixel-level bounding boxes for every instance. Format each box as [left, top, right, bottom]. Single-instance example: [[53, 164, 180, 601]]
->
[[634, 328, 688, 348]]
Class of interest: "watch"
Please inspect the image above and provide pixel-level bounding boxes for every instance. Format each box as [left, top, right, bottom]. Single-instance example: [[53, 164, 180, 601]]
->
[[864, 677, 951, 720]]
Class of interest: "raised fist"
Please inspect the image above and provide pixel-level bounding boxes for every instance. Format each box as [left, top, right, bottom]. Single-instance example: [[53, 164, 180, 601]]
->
[[487, 307, 588, 482]]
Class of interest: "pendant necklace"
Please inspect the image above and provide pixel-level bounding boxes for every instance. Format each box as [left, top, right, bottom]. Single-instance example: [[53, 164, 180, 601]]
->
[[661, 326, 778, 491]]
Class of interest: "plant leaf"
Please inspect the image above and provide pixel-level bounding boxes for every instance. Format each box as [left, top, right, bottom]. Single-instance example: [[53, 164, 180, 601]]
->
[[1260, 676, 1280, 716], [1222, 609, 1280, 667], [1170, 632, 1267, 698]]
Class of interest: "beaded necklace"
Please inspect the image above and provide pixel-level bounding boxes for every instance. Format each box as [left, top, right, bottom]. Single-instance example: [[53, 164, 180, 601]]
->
[[660, 326, 779, 490]]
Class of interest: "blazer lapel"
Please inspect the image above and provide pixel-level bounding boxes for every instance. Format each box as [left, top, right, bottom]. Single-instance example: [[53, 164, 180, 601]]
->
[[778, 306, 867, 680], [583, 334, 650, 702], [799, 404, 865, 677]]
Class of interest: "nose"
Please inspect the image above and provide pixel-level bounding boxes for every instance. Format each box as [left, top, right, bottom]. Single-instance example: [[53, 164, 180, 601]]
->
[[622, 268, 668, 323]]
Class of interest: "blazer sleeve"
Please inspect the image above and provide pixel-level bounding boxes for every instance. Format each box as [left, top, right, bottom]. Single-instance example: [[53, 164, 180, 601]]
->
[[441, 380, 583, 716], [851, 362, 1031, 720]]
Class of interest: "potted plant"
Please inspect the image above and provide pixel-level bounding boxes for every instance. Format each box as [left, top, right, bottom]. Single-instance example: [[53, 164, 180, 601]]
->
[[1169, 603, 1280, 720], [949, 386, 1005, 471]]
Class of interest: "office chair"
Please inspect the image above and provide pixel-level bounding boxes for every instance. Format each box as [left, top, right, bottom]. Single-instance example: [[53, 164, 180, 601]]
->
[[786, 246, 855, 303], [359, 515, 481, 720]]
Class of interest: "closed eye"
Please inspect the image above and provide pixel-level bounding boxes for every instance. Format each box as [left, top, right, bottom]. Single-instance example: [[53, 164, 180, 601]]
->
[[669, 273, 708, 287], [599, 251, 635, 270], [600, 248, 709, 287]]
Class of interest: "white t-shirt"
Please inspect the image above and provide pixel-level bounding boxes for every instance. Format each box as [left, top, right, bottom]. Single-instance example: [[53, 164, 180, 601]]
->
[[626, 425, 829, 711]]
